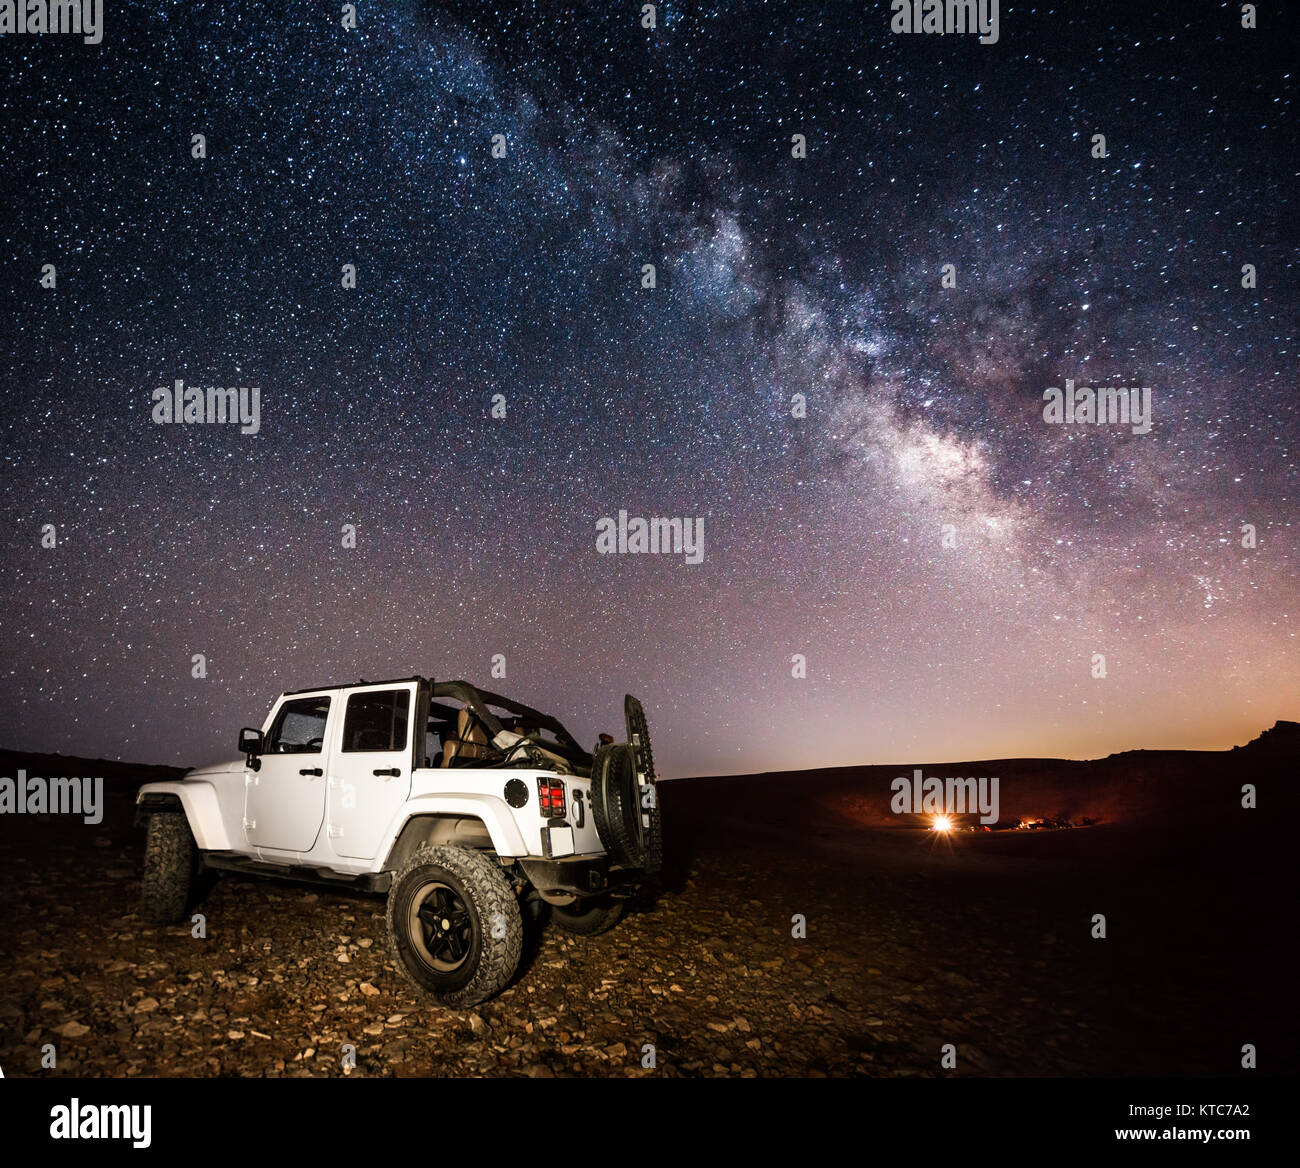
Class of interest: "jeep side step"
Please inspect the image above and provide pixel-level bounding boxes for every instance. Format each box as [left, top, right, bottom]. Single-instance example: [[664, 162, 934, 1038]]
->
[[200, 852, 392, 893]]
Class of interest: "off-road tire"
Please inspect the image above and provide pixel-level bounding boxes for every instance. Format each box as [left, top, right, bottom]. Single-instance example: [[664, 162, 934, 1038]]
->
[[386, 845, 523, 1008], [551, 895, 626, 936], [140, 812, 196, 923]]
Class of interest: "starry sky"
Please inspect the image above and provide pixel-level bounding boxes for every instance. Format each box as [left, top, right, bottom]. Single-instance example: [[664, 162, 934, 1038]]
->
[[0, 2, 1295, 777]]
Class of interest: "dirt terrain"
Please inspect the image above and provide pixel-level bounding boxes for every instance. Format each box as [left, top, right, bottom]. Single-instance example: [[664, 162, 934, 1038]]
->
[[0, 739, 1294, 1078]]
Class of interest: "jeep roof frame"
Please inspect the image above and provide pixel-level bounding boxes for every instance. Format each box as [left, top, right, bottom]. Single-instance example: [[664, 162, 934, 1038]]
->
[[431, 679, 592, 767], [277, 675, 592, 768]]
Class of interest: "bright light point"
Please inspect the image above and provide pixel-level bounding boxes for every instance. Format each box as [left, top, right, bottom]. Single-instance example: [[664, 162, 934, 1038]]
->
[[932, 815, 953, 832]]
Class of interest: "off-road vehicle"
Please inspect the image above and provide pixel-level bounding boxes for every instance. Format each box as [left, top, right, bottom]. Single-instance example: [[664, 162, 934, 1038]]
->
[[134, 678, 662, 1007]]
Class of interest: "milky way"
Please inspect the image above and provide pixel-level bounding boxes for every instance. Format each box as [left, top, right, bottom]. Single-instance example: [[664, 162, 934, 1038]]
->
[[0, 2, 1295, 775]]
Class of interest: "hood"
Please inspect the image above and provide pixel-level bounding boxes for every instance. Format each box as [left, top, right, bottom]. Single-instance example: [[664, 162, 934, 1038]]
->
[[183, 758, 247, 780]]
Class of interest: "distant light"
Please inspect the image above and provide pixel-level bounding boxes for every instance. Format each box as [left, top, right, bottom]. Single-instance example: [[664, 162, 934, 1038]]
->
[[932, 815, 953, 833]]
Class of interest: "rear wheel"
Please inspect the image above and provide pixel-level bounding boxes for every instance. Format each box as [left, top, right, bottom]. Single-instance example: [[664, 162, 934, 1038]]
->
[[139, 812, 196, 923], [386, 845, 523, 1008], [551, 895, 625, 936]]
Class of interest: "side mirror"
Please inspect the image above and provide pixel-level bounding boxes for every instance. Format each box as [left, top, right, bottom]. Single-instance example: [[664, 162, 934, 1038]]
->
[[239, 727, 263, 756]]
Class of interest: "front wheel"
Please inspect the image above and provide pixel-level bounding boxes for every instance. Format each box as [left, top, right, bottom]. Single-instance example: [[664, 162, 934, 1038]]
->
[[551, 895, 625, 936], [139, 812, 196, 923], [385, 845, 523, 1008]]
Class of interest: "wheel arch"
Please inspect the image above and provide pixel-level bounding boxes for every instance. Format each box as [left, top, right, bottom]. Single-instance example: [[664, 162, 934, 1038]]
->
[[379, 803, 525, 872], [135, 781, 231, 851]]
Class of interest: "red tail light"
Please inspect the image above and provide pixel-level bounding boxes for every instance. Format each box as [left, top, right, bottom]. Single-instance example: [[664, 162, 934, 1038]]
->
[[537, 777, 566, 818]]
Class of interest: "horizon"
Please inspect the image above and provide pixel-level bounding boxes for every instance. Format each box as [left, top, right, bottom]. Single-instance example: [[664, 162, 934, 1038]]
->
[[2, 713, 1292, 782]]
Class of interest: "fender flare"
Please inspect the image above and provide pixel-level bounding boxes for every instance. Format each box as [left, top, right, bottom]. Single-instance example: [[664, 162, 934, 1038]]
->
[[375, 794, 529, 868], [135, 780, 231, 851]]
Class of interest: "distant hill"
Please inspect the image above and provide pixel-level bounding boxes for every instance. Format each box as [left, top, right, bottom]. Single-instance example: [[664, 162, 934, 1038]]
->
[[664, 723, 1298, 835], [1231, 719, 1300, 758], [0, 749, 185, 786]]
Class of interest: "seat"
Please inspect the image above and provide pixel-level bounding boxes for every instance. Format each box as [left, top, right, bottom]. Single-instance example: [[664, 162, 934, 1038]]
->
[[441, 707, 491, 767]]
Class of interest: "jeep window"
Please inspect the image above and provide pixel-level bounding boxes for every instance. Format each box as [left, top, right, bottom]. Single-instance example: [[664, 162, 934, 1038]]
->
[[266, 697, 331, 754], [342, 689, 410, 753]]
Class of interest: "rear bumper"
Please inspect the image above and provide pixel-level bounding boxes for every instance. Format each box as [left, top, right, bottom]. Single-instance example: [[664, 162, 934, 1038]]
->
[[517, 854, 640, 898]]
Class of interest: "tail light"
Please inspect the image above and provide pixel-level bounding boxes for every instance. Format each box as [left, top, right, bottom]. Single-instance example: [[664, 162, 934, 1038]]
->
[[537, 777, 566, 819]]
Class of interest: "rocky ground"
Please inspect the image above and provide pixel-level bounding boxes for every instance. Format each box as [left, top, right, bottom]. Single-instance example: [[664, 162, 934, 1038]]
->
[[0, 751, 1291, 1078]]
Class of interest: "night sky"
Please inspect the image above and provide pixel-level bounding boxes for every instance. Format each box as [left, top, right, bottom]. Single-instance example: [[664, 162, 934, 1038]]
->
[[0, 2, 1295, 777]]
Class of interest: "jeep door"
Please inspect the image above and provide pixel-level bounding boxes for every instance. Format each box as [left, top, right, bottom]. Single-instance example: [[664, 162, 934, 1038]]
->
[[245, 692, 332, 852], [327, 682, 417, 860]]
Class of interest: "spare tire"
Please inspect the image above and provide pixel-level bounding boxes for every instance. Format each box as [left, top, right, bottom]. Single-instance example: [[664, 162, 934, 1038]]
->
[[590, 751, 660, 874], [588, 697, 663, 874], [624, 694, 662, 875]]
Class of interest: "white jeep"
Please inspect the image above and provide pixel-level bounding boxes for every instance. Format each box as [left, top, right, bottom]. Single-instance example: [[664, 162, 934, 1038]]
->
[[134, 678, 662, 1007]]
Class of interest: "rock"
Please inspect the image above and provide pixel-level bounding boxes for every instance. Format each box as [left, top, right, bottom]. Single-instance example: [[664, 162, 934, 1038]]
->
[[961, 1044, 993, 1070], [57, 1021, 90, 1038]]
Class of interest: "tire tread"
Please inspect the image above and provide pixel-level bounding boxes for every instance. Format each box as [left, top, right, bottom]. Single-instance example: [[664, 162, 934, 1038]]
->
[[385, 845, 523, 1008], [139, 812, 195, 924]]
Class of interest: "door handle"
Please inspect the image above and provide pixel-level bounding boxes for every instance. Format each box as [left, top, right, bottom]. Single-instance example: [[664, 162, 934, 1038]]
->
[[373, 768, 401, 778], [299, 767, 323, 776]]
